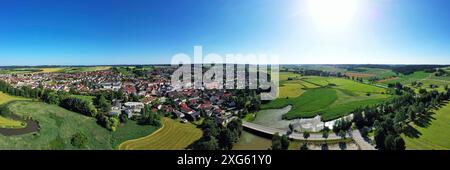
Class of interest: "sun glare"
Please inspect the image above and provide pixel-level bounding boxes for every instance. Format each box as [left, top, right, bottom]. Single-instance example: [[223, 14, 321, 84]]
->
[[306, 0, 361, 32]]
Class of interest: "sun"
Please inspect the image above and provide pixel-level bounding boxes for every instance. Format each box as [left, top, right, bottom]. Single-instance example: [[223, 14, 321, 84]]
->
[[306, 0, 361, 31]]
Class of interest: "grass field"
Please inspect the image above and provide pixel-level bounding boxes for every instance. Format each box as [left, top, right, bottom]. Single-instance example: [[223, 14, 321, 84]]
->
[[403, 103, 450, 150], [0, 66, 111, 74], [0, 92, 30, 105], [110, 120, 159, 149], [262, 73, 390, 121], [0, 100, 159, 149], [58, 66, 111, 73], [0, 101, 113, 149], [71, 95, 95, 103], [377, 71, 449, 92], [0, 116, 26, 129], [0, 92, 30, 129], [118, 118, 202, 150]]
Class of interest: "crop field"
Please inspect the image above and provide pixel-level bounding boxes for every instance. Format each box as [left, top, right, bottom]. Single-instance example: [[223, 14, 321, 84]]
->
[[59, 66, 111, 73], [118, 118, 202, 150], [262, 72, 390, 121], [403, 103, 450, 150], [0, 66, 111, 74], [278, 83, 304, 98], [111, 120, 159, 149], [346, 67, 397, 79]]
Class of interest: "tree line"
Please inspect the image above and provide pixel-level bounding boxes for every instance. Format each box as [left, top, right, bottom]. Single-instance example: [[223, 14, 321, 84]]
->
[[352, 82, 450, 150], [0, 80, 124, 131], [192, 117, 243, 150]]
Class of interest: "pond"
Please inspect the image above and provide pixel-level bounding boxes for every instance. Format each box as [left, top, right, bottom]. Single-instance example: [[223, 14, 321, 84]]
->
[[252, 105, 353, 132], [233, 130, 272, 150]]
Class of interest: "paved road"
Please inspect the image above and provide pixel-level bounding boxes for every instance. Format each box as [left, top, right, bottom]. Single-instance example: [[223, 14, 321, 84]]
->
[[243, 121, 346, 141], [243, 121, 378, 150], [350, 130, 376, 150]]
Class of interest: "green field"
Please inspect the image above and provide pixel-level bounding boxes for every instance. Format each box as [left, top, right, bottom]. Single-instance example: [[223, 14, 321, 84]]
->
[[110, 120, 159, 149], [71, 95, 95, 103], [0, 92, 30, 129], [0, 116, 26, 129], [58, 66, 111, 73], [0, 101, 113, 149], [380, 71, 429, 84], [118, 118, 202, 150], [0, 92, 30, 105], [0, 66, 111, 74], [262, 73, 390, 121], [403, 103, 450, 150], [346, 67, 397, 79], [378, 71, 449, 92], [0, 99, 158, 150]]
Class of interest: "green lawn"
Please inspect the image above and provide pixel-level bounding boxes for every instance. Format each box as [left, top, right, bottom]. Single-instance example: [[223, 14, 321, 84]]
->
[[403, 103, 450, 150]]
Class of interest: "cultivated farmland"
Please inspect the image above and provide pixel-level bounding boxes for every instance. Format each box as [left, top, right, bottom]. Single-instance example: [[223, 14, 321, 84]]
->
[[261, 72, 391, 121], [118, 118, 203, 150]]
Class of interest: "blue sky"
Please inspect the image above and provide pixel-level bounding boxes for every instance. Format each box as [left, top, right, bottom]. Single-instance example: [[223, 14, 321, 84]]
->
[[0, 0, 449, 65]]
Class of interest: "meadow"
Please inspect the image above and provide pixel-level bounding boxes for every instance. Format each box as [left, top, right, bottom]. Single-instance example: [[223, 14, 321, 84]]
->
[[262, 73, 390, 121], [0, 101, 113, 149], [403, 103, 450, 150], [378, 71, 449, 92], [118, 118, 202, 150], [0, 92, 30, 129], [0, 95, 159, 150]]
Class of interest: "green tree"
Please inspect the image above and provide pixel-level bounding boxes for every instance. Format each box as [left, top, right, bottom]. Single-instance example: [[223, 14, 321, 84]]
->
[[322, 129, 329, 140], [338, 130, 346, 139], [218, 129, 235, 150], [97, 95, 111, 115], [300, 143, 308, 150], [71, 132, 88, 148], [193, 137, 219, 150], [374, 128, 386, 150], [303, 131, 310, 140]]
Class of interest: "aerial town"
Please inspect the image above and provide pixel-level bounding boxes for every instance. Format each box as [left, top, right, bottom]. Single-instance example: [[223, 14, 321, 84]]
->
[[0, 67, 244, 126]]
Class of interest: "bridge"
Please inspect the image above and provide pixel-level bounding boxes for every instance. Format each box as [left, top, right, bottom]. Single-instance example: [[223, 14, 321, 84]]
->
[[242, 121, 344, 141], [242, 121, 376, 150]]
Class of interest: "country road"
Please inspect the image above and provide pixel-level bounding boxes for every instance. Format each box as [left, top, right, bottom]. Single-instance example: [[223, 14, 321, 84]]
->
[[243, 121, 377, 150]]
